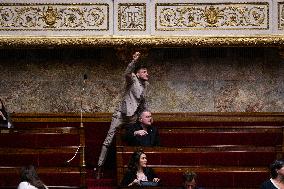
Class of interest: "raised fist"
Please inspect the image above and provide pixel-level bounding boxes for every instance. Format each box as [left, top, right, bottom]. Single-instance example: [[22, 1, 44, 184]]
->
[[132, 52, 141, 61]]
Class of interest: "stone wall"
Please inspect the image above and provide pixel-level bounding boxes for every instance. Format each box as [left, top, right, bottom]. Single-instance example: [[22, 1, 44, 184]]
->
[[0, 47, 283, 113]]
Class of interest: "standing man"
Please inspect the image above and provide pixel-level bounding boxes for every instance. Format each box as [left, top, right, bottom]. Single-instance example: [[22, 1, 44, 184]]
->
[[95, 51, 149, 179]]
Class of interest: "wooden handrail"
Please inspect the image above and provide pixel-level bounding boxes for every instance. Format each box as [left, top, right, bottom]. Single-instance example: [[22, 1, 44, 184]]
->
[[10, 112, 284, 123]]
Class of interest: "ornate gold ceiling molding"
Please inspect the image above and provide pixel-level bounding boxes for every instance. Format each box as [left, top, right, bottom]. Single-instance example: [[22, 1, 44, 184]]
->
[[1, 35, 284, 48]]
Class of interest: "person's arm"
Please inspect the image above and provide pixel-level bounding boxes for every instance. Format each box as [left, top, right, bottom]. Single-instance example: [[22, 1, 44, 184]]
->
[[125, 124, 137, 146], [0, 111, 6, 120], [121, 170, 139, 186], [128, 179, 140, 186], [124, 52, 141, 78], [146, 167, 160, 183]]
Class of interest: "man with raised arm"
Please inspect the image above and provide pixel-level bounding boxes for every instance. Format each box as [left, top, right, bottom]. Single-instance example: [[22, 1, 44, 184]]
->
[[95, 51, 149, 179]]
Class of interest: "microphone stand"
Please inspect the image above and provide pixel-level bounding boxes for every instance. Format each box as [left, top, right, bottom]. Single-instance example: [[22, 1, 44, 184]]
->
[[80, 77, 85, 128], [66, 75, 87, 166]]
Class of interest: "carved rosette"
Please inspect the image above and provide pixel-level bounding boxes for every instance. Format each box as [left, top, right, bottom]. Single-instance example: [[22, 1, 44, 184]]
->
[[42, 6, 58, 27]]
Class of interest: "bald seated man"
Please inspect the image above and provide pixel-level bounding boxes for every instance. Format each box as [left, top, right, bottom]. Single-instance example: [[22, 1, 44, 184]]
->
[[125, 110, 160, 146]]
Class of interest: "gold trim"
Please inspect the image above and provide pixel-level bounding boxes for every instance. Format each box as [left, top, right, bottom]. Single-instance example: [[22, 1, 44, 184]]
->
[[1, 36, 284, 48]]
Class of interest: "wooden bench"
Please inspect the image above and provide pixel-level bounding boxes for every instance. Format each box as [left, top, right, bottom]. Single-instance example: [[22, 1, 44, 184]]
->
[[117, 146, 274, 187], [117, 146, 282, 167], [116, 113, 284, 188], [1, 112, 283, 188], [0, 120, 86, 188]]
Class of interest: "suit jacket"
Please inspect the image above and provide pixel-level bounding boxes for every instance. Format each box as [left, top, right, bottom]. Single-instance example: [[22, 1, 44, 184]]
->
[[119, 60, 148, 117], [120, 167, 158, 187], [260, 179, 278, 189], [125, 122, 160, 146]]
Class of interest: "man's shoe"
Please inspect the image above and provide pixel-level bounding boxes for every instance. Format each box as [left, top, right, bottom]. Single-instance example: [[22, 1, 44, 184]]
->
[[94, 167, 103, 179]]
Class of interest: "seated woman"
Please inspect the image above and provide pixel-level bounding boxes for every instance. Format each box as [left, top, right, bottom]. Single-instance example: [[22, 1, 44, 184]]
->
[[120, 150, 160, 187], [17, 165, 48, 189], [260, 159, 284, 189]]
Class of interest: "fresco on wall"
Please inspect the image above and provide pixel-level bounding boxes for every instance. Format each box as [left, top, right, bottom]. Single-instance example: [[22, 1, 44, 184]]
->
[[0, 48, 283, 113]]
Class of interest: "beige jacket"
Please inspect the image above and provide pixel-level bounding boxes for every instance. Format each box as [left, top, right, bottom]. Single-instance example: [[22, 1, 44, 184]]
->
[[120, 60, 148, 117]]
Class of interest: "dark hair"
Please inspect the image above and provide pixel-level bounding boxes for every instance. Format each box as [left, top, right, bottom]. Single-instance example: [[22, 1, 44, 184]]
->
[[134, 64, 147, 74], [20, 165, 46, 189], [183, 171, 197, 182], [270, 159, 284, 178], [0, 99, 6, 112], [127, 149, 145, 173]]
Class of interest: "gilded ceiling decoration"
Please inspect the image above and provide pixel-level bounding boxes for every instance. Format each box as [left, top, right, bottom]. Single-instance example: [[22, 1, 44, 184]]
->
[[0, 0, 283, 47]]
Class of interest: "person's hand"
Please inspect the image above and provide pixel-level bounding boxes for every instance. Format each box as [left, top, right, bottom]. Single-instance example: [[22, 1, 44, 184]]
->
[[132, 52, 141, 62], [153, 178, 160, 183], [134, 130, 148, 136], [130, 179, 140, 186], [0, 111, 6, 120]]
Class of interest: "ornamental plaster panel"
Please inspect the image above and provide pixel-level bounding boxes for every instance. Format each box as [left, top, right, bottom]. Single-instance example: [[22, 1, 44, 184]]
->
[[113, 0, 151, 35], [152, 0, 272, 36], [275, 0, 284, 33], [0, 0, 283, 45], [0, 0, 113, 36]]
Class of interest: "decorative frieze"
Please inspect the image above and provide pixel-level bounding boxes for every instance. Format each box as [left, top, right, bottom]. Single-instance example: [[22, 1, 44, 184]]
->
[[0, 3, 110, 31], [155, 2, 269, 31], [0, 0, 284, 44]]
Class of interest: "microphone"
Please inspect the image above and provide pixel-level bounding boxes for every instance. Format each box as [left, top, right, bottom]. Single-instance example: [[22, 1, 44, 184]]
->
[[84, 74, 88, 80]]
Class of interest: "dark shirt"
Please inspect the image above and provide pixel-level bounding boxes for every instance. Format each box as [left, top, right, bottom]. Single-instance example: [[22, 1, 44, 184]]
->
[[260, 179, 278, 189], [0, 109, 8, 127], [125, 122, 160, 146], [120, 167, 158, 187]]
